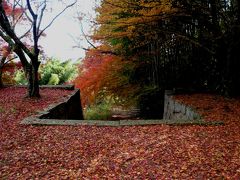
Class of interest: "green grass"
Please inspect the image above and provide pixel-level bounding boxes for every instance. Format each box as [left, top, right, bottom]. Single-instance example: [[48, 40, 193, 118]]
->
[[84, 103, 112, 120]]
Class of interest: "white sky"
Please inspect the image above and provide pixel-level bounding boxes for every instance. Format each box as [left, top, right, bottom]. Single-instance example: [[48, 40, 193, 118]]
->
[[38, 0, 98, 61]]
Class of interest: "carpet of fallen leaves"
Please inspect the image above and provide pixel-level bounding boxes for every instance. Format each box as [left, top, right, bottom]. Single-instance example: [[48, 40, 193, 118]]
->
[[0, 88, 240, 179]]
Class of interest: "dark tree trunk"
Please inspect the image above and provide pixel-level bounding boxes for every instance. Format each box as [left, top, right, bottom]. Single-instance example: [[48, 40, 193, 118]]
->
[[31, 61, 40, 97], [0, 57, 6, 88], [26, 59, 40, 98], [14, 48, 41, 98]]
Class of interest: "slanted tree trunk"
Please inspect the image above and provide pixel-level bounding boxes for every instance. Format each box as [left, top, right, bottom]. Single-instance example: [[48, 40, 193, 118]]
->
[[0, 56, 6, 88]]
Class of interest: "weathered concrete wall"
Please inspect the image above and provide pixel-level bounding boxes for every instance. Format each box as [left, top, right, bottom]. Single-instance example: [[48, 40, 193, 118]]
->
[[163, 90, 201, 120], [21, 86, 84, 124], [12, 84, 75, 90], [40, 89, 84, 120]]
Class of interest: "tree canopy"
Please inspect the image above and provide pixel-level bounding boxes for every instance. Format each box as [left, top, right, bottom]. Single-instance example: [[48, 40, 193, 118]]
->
[[74, 0, 240, 117]]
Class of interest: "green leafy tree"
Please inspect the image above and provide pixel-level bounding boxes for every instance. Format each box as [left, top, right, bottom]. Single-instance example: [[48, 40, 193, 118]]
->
[[14, 58, 78, 86], [39, 59, 78, 85]]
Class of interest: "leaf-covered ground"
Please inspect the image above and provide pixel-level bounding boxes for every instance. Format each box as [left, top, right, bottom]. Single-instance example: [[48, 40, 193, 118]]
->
[[0, 88, 239, 179]]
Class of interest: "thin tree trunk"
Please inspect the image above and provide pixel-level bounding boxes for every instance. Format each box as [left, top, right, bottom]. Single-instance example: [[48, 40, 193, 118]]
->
[[0, 57, 6, 88]]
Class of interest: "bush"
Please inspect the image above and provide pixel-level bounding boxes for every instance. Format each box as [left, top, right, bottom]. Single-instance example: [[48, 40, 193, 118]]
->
[[84, 102, 112, 120], [39, 59, 78, 85], [14, 58, 78, 85], [48, 73, 60, 85], [14, 69, 27, 85], [2, 71, 16, 85]]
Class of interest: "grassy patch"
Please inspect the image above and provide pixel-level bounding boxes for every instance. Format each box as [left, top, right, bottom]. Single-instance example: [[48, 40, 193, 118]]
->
[[84, 103, 112, 120]]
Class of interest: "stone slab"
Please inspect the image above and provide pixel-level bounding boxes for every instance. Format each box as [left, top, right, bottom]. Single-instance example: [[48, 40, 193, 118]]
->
[[12, 85, 75, 90], [21, 118, 224, 126]]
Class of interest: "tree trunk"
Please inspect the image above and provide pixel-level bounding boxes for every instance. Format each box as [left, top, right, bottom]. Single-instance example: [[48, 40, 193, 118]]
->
[[26, 61, 40, 98], [31, 62, 40, 97], [0, 57, 6, 88], [14, 48, 40, 98]]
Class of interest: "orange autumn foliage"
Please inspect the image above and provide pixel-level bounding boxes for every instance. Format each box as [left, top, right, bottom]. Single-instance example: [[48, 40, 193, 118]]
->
[[74, 49, 117, 106], [74, 48, 139, 107], [93, 0, 178, 49]]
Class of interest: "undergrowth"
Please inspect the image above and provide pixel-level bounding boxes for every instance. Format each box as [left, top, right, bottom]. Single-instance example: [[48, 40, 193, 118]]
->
[[84, 102, 112, 120]]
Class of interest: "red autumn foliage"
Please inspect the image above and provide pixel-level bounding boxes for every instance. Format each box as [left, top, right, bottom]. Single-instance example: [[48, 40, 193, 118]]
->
[[0, 88, 239, 178], [2, 61, 22, 74], [2, 0, 23, 17], [0, 0, 25, 85], [74, 48, 139, 107], [1, 45, 10, 58], [74, 49, 118, 106], [1, 61, 22, 85], [2, 0, 11, 14]]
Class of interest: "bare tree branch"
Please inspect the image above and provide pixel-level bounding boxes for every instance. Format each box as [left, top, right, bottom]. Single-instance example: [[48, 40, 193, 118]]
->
[[26, 0, 36, 18], [26, 0, 39, 55], [3, 56, 17, 66], [37, 0, 47, 35], [79, 20, 97, 49], [18, 24, 32, 39], [82, 47, 118, 55], [39, 0, 77, 37], [15, 0, 33, 23]]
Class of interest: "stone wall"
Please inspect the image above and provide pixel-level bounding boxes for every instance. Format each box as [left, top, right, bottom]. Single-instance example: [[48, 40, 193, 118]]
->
[[39, 89, 84, 120], [163, 90, 201, 120], [21, 86, 84, 124]]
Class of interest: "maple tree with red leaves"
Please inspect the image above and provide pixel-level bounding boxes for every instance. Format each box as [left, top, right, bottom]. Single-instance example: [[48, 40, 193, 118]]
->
[[74, 48, 117, 106], [74, 47, 139, 107]]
